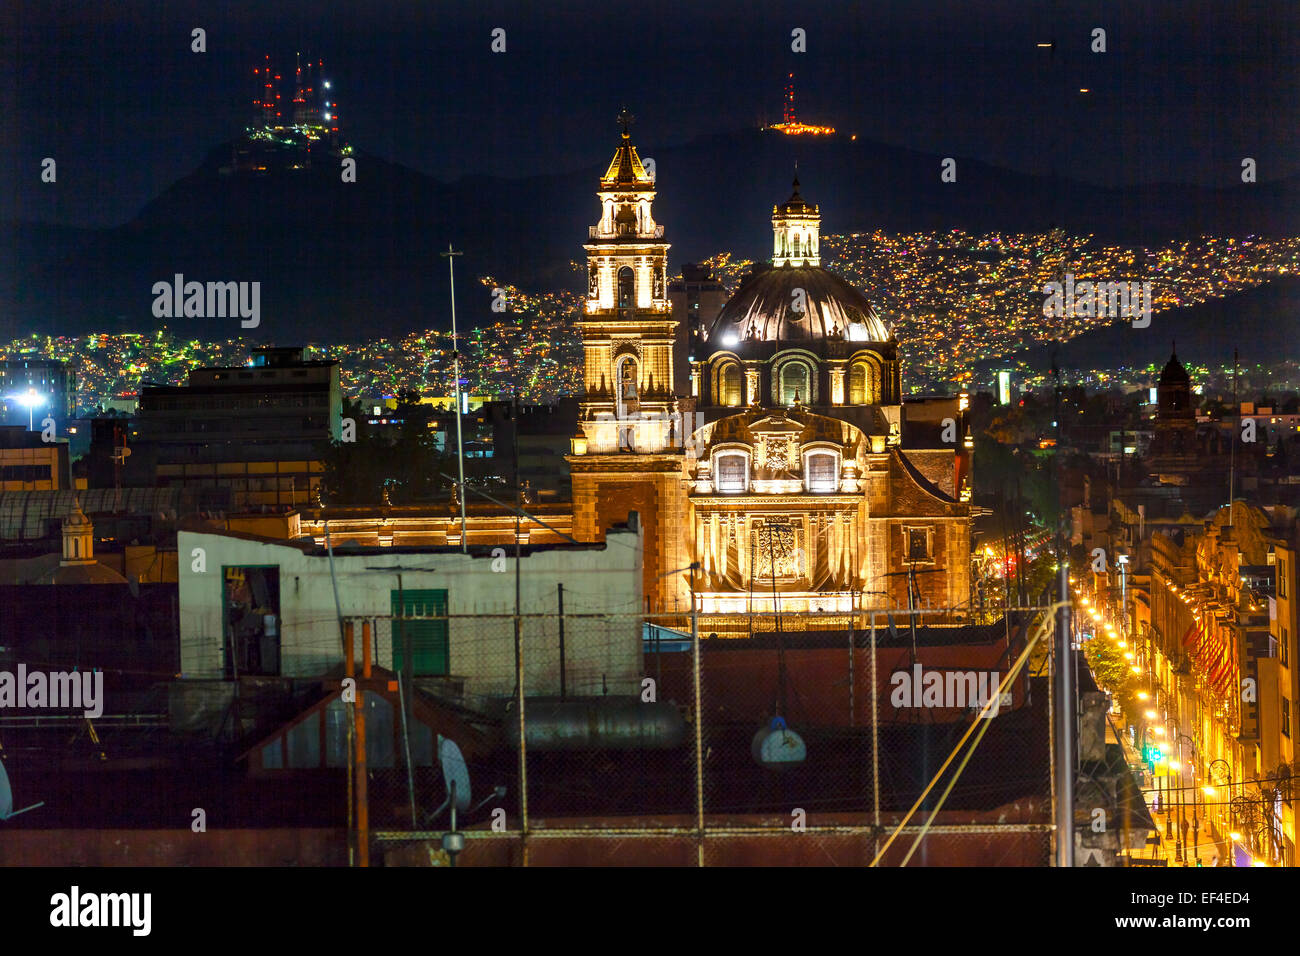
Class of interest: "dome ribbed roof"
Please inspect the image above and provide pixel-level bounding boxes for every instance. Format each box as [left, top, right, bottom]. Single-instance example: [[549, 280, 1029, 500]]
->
[[708, 265, 891, 348], [39, 562, 128, 585]]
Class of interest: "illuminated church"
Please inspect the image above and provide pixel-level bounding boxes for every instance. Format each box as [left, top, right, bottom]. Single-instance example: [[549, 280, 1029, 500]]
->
[[568, 116, 972, 627]]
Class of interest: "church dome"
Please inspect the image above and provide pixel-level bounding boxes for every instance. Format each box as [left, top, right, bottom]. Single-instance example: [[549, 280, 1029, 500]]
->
[[707, 264, 891, 351]]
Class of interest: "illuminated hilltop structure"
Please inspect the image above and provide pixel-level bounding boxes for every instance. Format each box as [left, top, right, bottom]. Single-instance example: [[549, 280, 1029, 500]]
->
[[226, 53, 354, 175], [764, 72, 835, 137]]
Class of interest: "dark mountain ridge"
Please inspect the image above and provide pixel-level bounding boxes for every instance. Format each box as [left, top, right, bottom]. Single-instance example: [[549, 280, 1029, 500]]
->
[[2, 127, 1296, 342]]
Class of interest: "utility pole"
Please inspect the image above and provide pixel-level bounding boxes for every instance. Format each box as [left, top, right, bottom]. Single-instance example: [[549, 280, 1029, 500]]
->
[[1229, 347, 1238, 524], [441, 243, 467, 551], [1054, 346, 1075, 867]]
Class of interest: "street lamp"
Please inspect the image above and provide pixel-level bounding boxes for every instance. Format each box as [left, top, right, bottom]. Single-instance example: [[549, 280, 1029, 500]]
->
[[1176, 734, 1198, 864], [1209, 758, 1234, 864], [1116, 554, 1129, 639], [7, 388, 46, 431]]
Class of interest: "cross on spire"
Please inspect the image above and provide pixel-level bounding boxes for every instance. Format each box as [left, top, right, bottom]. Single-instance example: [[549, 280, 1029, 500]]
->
[[618, 108, 635, 137]]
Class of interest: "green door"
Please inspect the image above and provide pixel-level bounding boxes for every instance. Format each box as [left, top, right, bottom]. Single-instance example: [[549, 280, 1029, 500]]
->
[[391, 589, 449, 676]]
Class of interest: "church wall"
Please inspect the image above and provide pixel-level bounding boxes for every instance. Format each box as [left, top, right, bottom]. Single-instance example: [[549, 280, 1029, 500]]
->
[[902, 449, 958, 499], [570, 461, 689, 612]]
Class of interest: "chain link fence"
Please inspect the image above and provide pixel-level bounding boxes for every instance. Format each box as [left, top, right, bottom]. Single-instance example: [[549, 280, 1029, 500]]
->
[[350, 605, 1054, 865]]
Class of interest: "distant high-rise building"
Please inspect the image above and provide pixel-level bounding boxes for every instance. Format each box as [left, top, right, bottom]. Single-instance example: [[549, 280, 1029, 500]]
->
[[996, 369, 1014, 406], [669, 264, 728, 397], [0, 425, 69, 491]]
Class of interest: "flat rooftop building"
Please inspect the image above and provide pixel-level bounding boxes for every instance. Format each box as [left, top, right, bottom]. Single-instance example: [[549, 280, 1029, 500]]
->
[[123, 346, 340, 509]]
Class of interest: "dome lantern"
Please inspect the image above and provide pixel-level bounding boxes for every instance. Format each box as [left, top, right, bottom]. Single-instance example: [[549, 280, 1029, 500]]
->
[[772, 174, 821, 268]]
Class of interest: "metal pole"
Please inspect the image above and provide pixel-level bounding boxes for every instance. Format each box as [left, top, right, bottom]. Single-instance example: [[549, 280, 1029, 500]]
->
[[1053, 322, 1074, 867], [513, 400, 528, 864], [442, 243, 467, 552], [1055, 561, 1075, 866], [344, 621, 355, 867], [398, 573, 412, 749], [690, 561, 704, 867], [848, 606, 855, 728], [870, 612, 880, 830], [557, 582, 567, 700], [357, 619, 371, 868], [324, 515, 346, 651], [396, 673, 417, 829]]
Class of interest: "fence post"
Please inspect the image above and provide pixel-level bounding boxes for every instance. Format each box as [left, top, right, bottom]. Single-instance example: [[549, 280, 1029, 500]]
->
[[357, 619, 370, 867], [344, 620, 355, 867]]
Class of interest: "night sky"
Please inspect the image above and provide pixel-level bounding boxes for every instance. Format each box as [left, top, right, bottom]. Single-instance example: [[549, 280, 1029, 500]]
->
[[5, 0, 1299, 229]]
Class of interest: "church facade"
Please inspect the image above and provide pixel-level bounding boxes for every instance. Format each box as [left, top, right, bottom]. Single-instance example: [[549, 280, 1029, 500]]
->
[[568, 119, 972, 627]]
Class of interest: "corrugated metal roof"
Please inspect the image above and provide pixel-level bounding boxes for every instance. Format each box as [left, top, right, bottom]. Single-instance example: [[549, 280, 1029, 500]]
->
[[0, 487, 233, 540]]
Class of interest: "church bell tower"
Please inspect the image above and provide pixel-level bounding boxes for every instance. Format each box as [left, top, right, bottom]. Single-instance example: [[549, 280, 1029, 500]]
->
[[569, 112, 691, 613], [575, 111, 678, 454]]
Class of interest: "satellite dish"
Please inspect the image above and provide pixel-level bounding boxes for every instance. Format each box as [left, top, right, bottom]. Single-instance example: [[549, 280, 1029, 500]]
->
[[438, 736, 471, 813], [751, 716, 806, 770], [0, 756, 43, 821]]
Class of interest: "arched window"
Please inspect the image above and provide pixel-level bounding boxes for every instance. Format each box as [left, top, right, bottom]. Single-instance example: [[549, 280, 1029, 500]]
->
[[792, 234, 801, 258], [850, 360, 881, 404], [618, 358, 638, 401], [804, 451, 839, 493], [849, 364, 866, 404], [715, 453, 748, 494], [617, 266, 635, 314], [717, 363, 742, 406], [779, 362, 810, 406]]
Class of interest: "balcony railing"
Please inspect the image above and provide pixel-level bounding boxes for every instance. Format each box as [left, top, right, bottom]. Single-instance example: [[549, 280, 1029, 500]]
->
[[588, 225, 665, 239]]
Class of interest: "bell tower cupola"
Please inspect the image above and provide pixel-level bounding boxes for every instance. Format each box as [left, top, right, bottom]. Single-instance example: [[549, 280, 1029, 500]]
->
[[771, 174, 820, 268], [575, 111, 679, 454]]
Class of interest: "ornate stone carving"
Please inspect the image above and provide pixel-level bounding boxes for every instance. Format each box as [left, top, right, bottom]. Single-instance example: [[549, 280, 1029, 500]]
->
[[763, 436, 795, 471], [752, 520, 802, 579]]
